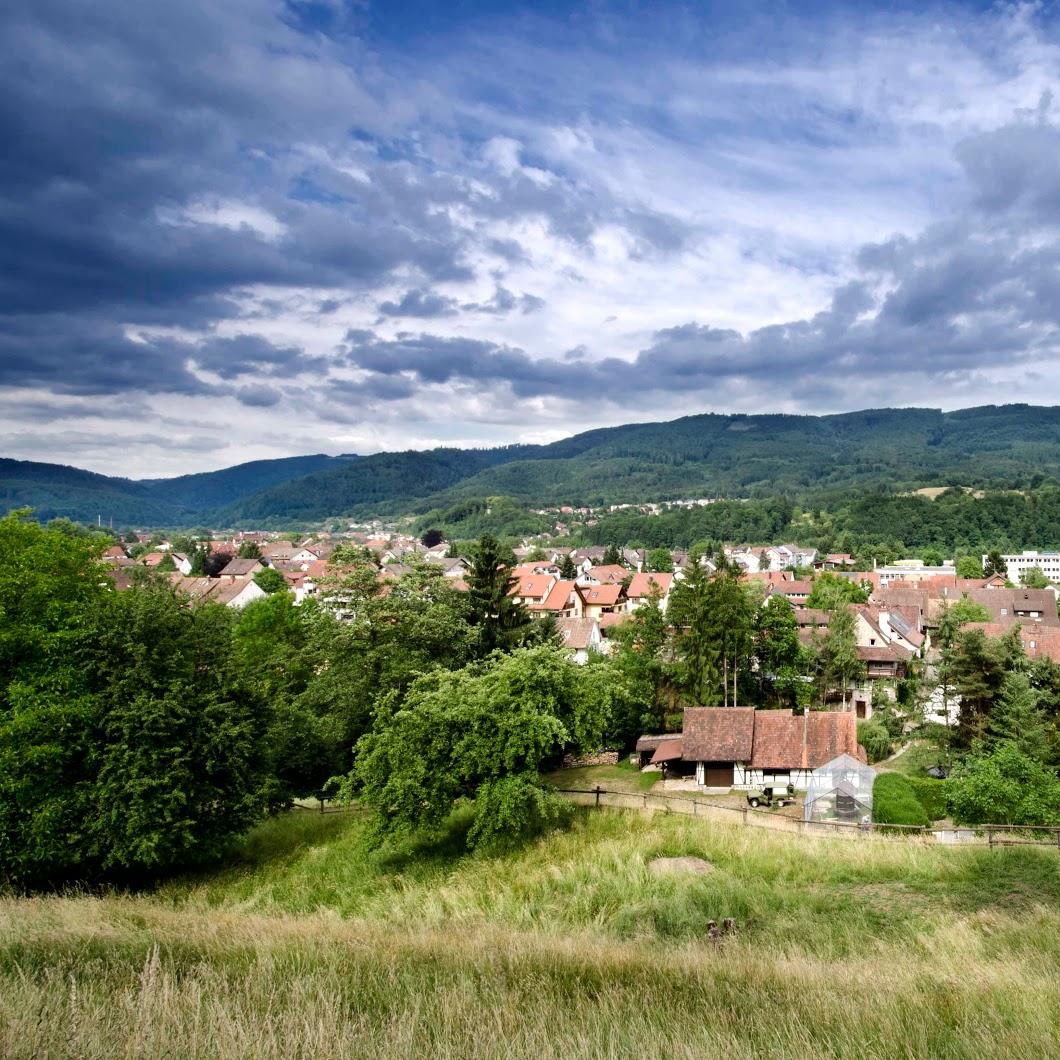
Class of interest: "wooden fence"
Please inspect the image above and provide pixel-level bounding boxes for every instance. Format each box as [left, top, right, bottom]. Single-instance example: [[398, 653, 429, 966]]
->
[[552, 787, 1060, 847]]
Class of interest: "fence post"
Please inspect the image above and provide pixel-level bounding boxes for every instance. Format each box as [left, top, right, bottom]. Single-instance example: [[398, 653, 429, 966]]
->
[[594, 785, 601, 809], [319, 795, 325, 814], [643, 793, 648, 809], [988, 828, 994, 849], [693, 799, 698, 817]]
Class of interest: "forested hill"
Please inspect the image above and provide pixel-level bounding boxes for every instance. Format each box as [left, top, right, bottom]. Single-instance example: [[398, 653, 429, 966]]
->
[[5, 404, 1060, 525], [0, 453, 353, 525], [218, 404, 1060, 523]]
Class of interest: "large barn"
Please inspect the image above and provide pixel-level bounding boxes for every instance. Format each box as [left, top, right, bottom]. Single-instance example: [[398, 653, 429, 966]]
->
[[646, 707, 866, 791]]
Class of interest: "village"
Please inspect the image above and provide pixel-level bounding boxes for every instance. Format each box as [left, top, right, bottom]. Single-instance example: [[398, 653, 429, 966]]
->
[[97, 525, 1060, 828]]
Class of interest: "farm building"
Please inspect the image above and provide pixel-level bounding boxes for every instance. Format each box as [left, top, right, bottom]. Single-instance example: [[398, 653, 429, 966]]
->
[[803, 754, 877, 824], [638, 707, 866, 791]]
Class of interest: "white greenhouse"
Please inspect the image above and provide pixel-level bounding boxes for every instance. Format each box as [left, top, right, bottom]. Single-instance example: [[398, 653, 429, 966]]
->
[[803, 753, 877, 824]]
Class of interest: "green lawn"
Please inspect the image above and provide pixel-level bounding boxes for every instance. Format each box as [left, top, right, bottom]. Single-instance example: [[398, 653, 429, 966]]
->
[[2, 808, 1059, 1057], [544, 758, 661, 793], [880, 738, 949, 778]]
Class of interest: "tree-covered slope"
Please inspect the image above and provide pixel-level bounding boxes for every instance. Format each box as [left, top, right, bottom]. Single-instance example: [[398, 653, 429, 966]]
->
[[220, 404, 1060, 522], [0, 459, 180, 525], [141, 454, 356, 513], [0, 453, 356, 525], [7, 404, 1060, 526]]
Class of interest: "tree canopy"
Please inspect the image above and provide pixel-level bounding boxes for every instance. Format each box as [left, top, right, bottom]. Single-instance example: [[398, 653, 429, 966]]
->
[[350, 647, 616, 849]]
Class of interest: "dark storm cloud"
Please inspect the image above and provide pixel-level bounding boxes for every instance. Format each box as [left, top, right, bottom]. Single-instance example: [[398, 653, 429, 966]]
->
[[0, 0, 477, 394], [462, 286, 545, 315], [0, 315, 324, 401], [376, 284, 544, 321], [377, 289, 462, 319], [189, 334, 327, 379], [234, 384, 284, 408]]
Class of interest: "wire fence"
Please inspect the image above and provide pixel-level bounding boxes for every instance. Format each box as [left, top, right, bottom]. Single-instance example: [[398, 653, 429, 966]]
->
[[552, 786, 1060, 848]]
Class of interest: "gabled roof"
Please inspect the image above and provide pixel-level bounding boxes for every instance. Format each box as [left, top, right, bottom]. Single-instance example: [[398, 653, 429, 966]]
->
[[556, 617, 598, 650], [512, 574, 555, 600], [626, 572, 673, 598], [577, 583, 623, 606], [858, 644, 910, 663], [750, 710, 805, 768], [681, 708, 861, 770], [535, 579, 577, 611], [681, 707, 755, 762], [770, 579, 813, 596], [583, 564, 628, 584], [219, 557, 262, 577]]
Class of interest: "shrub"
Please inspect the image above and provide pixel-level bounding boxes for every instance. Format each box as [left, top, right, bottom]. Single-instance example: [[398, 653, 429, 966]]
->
[[947, 742, 1060, 826], [857, 720, 893, 763], [907, 777, 948, 822], [872, 773, 929, 828]]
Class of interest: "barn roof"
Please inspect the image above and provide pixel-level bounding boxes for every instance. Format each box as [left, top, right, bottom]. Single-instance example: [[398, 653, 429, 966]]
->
[[681, 707, 755, 762]]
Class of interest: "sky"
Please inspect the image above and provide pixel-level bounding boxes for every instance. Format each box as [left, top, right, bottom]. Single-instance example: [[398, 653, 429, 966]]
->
[[3, 0, 1060, 477]]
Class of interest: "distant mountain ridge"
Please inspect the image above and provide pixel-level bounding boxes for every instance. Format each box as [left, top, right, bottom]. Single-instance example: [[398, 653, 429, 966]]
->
[[0, 453, 354, 525], [3, 405, 1060, 526]]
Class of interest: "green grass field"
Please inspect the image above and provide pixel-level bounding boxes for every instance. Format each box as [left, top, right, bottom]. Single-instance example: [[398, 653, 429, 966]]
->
[[2, 808, 1060, 1058], [544, 758, 661, 793]]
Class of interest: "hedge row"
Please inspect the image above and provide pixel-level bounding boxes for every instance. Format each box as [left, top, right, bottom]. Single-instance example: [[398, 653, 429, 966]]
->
[[872, 773, 930, 828], [907, 777, 948, 822]]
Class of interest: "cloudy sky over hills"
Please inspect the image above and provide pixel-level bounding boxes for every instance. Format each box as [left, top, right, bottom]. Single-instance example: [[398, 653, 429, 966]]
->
[[3, 0, 1060, 476]]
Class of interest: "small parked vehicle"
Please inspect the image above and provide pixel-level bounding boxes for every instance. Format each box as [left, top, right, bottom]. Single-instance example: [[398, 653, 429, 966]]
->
[[746, 784, 796, 809]]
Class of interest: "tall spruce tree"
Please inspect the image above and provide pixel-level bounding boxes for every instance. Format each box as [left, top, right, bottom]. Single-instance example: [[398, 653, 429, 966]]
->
[[668, 553, 718, 705], [466, 534, 531, 654], [950, 629, 1007, 749], [987, 671, 1049, 760], [816, 602, 863, 709]]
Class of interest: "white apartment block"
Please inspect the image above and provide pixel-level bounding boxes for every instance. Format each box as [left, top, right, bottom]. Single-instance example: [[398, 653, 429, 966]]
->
[[989, 551, 1060, 584]]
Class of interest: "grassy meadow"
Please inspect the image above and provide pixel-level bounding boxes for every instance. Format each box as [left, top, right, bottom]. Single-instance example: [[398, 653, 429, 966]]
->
[[3, 808, 1060, 1058]]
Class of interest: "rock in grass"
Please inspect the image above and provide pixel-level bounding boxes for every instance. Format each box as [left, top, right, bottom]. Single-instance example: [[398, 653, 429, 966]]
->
[[648, 856, 713, 876]]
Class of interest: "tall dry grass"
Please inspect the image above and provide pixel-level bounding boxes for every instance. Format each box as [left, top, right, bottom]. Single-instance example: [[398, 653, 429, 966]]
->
[[1, 809, 1059, 1058]]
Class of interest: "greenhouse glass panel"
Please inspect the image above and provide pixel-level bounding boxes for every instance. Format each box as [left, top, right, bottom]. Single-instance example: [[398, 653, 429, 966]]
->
[[803, 753, 877, 823]]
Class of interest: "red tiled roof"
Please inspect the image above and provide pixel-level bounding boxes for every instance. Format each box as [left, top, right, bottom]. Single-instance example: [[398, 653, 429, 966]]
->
[[511, 574, 555, 600], [512, 562, 559, 579], [681, 708, 860, 771], [771, 580, 813, 596], [805, 711, 860, 766], [556, 617, 597, 650], [584, 564, 628, 584], [750, 710, 805, 769], [650, 739, 684, 764], [535, 579, 577, 612], [577, 583, 623, 606], [681, 707, 755, 761], [626, 572, 674, 598]]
